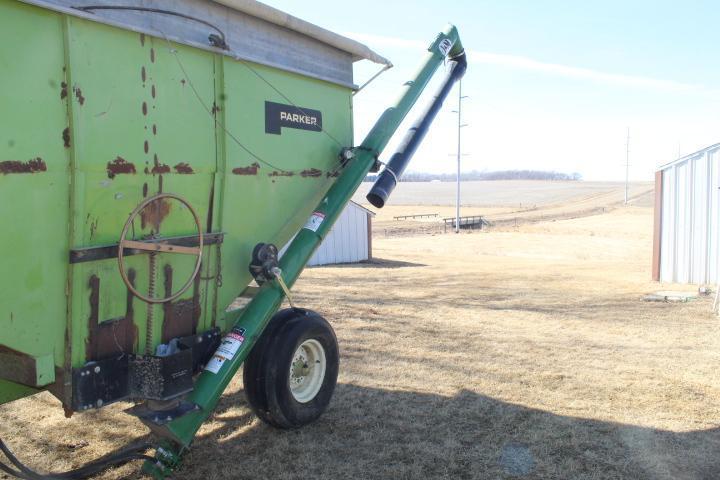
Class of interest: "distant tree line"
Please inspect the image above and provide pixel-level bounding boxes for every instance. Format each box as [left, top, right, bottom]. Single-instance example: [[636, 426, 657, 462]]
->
[[364, 170, 582, 182]]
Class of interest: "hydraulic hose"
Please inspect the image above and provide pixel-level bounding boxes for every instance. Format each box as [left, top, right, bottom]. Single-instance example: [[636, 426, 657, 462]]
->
[[0, 438, 154, 480]]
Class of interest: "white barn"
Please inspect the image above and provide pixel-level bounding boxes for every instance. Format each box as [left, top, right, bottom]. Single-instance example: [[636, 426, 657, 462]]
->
[[653, 143, 720, 284]]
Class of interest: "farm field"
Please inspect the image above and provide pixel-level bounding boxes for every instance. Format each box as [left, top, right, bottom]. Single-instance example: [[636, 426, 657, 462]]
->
[[2, 203, 718, 479], [353, 180, 655, 209], [356, 180, 655, 236]]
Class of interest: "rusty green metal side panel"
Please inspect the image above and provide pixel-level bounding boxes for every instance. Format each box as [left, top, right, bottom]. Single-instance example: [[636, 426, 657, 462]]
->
[[0, 0, 353, 407], [64, 16, 218, 367], [0, 1, 70, 387], [215, 59, 352, 330]]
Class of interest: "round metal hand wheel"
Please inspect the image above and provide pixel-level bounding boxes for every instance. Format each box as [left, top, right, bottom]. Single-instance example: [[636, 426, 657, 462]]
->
[[118, 193, 203, 304]]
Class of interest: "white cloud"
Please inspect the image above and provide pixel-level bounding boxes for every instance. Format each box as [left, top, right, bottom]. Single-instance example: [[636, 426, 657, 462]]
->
[[345, 31, 705, 93]]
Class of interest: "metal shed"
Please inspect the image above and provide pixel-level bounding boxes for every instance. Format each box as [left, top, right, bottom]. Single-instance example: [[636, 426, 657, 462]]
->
[[307, 201, 374, 266], [653, 143, 720, 284], [280, 201, 374, 266]]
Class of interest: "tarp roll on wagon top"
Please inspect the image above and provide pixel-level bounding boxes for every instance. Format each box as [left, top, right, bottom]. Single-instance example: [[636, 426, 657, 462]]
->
[[211, 0, 392, 66]]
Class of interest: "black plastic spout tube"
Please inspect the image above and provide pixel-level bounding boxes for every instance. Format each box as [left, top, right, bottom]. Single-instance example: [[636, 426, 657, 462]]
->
[[367, 52, 467, 208]]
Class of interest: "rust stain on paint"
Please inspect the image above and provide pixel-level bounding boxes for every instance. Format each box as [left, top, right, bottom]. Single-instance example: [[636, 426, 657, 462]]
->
[[0, 157, 47, 174], [144, 140, 149, 154], [232, 162, 260, 175], [142, 102, 148, 116], [140, 197, 171, 231], [107, 156, 136, 179], [62, 127, 71, 148], [174, 162, 194, 174], [151, 85, 156, 99], [150, 48, 155, 63], [140, 33, 145, 46], [326, 170, 339, 178], [86, 272, 137, 361], [162, 265, 201, 342], [73, 86, 85, 106], [151, 163, 170, 174], [152, 125, 157, 136], [300, 168, 322, 178], [60, 82, 68, 100], [141, 66, 146, 83]]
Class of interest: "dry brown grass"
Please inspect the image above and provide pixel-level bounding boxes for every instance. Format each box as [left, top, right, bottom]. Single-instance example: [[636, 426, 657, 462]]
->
[[2, 206, 719, 480]]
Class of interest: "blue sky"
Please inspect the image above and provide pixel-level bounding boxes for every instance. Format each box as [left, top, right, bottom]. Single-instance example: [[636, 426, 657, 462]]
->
[[269, 0, 720, 181]]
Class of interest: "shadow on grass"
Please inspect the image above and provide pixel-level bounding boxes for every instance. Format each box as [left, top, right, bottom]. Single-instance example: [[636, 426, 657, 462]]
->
[[181, 383, 720, 480], [2, 383, 717, 480], [308, 257, 428, 269]]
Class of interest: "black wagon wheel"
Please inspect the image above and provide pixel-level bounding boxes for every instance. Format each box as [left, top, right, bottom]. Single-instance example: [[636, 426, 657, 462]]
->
[[243, 308, 339, 429]]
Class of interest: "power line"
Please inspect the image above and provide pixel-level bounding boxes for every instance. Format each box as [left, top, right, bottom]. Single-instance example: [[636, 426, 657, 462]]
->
[[624, 127, 630, 205], [452, 79, 469, 233]]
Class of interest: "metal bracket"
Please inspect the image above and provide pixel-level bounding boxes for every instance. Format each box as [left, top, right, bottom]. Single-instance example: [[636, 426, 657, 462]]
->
[[0, 347, 55, 387], [71, 328, 221, 412], [69, 232, 224, 264], [127, 400, 200, 426]]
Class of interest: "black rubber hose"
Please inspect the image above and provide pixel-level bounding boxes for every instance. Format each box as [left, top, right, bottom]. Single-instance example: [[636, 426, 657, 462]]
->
[[0, 439, 154, 480], [0, 459, 25, 479]]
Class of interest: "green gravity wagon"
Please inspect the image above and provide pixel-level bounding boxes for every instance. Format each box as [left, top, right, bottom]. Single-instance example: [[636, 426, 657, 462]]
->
[[0, 0, 465, 477]]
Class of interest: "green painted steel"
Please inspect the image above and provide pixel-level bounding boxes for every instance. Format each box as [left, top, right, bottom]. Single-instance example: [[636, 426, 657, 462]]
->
[[0, 1, 464, 474], [0, 0, 352, 407], [152, 25, 464, 452], [0, 1, 71, 393]]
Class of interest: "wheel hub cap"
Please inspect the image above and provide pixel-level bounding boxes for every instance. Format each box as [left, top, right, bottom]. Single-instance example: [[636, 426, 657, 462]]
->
[[289, 339, 327, 403]]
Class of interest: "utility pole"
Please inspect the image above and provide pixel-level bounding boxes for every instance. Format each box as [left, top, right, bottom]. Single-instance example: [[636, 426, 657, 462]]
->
[[624, 127, 630, 205], [454, 80, 469, 233]]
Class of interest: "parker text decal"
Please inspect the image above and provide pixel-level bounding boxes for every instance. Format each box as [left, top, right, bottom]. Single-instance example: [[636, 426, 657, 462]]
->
[[265, 101, 323, 135]]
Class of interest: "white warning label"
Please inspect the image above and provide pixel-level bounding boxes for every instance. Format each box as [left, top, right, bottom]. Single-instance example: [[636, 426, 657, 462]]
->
[[438, 38, 454, 56], [303, 211, 325, 232], [204, 328, 246, 374]]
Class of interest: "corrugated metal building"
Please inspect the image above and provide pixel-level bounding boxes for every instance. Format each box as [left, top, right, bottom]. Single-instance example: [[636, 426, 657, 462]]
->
[[653, 143, 720, 284], [308, 201, 374, 266], [281, 201, 374, 266]]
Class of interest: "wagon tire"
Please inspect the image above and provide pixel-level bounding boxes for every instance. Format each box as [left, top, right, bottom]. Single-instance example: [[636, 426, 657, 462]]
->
[[243, 308, 339, 429]]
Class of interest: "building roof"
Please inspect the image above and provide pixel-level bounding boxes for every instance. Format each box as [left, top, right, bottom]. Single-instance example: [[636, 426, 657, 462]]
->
[[349, 201, 376, 217], [212, 0, 391, 66], [657, 142, 720, 171]]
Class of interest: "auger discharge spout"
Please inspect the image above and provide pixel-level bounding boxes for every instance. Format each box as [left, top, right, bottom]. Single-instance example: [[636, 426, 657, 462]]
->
[[367, 49, 467, 208]]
